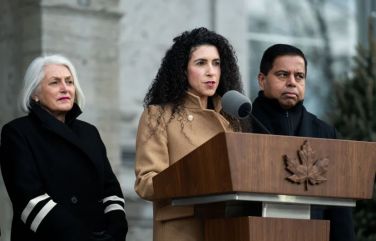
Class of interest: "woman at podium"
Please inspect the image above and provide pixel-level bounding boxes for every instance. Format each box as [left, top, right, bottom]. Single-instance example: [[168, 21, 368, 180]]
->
[[134, 27, 244, 241]]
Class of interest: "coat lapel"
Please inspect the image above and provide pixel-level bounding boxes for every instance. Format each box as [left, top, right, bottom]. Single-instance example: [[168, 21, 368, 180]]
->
[[29, 102, 100, 170]]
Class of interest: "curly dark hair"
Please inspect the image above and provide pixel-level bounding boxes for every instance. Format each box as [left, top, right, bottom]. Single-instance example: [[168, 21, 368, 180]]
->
[[144, 27, 244, 131]]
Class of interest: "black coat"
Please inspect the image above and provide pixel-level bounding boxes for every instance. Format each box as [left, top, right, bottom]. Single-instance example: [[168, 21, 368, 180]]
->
[[0, 102, 127, 241], [251, 92, 336, 138], [251, 91, 355, 241]]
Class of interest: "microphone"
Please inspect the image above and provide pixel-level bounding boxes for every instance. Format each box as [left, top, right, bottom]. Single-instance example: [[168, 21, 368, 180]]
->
[[222, 90, 252, 119], [221, 90, 271, 134]]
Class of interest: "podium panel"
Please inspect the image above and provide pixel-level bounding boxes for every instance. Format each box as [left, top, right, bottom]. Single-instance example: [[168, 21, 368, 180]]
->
[[153, 132, 375, 241], [205, 216, 330, 241], [154, 132, 376, 200]]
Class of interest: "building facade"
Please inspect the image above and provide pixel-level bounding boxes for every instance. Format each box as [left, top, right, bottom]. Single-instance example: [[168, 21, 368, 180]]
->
[[1, 0, 368, 240]]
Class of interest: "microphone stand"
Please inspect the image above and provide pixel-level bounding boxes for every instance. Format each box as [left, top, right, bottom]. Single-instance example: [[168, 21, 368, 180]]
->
[[249, 113, 271, 134]]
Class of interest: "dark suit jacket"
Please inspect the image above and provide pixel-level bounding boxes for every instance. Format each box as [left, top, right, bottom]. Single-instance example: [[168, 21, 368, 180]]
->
[[0, 102, 127, 241], [251, 91, 355, 241]]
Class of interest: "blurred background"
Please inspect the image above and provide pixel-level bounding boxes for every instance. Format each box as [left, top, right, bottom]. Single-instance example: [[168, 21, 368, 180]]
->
[[0, 0, 375, 241]]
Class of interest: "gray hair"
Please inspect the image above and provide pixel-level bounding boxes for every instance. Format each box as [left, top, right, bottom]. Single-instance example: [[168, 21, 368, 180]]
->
[[20, 54, 86, 113]]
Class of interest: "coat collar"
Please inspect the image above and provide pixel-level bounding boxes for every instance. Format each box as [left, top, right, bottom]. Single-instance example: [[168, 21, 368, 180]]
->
[[252, 91, 304, 135], [29, 101, 87, 153], [252, 91, 322, 137], [182, 91, 223, 112], [29, 101, 103, 176], [253, 91, 304, 114], [29, 100, 82, 125]]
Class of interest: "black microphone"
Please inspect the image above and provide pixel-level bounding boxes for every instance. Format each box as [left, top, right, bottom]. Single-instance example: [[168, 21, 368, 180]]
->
[[221, 90, 271, 134], [222, 90, 252, 119]]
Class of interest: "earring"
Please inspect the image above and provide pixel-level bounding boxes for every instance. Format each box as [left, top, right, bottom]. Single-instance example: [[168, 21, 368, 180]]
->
[[34, 98, 39, 102]]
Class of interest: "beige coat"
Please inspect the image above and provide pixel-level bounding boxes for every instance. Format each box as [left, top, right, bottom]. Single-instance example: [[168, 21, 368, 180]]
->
[[135, 92, 233, 241]]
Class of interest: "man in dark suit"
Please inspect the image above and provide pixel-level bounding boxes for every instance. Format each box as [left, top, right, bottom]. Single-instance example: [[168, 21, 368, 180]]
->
[[251, 44, 355, 241]]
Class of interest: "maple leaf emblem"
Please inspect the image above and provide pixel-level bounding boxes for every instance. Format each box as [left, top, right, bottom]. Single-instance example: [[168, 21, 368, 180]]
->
[[284, 140, 329, 190]]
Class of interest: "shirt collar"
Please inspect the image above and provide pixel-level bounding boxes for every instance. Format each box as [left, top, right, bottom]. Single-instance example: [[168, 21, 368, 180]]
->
[[183, 91, 222, 112]]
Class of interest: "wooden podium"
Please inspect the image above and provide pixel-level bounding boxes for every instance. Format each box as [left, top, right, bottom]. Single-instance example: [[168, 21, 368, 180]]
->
[[153, 132, 376, 241]]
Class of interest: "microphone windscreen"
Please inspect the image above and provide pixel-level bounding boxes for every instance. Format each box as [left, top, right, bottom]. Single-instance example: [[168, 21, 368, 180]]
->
[[221, 90, 252, 119]]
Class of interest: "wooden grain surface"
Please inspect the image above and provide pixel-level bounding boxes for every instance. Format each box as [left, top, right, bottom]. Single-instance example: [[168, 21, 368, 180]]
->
[[153, 132, 376, 200], [205, 216, 330, 241]]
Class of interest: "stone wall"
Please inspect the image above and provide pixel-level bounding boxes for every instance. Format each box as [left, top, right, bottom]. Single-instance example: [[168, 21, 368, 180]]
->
[[0, 1, 42, 240], [0, 0, 41, 126], [41, 0, 123, 170]]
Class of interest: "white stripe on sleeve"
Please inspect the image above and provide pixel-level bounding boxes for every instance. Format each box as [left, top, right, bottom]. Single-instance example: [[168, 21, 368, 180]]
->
[[30, 199, 57, 232], [21, 193, 50, 223], [102, 195, 125, 204], [104, 203, 125, 214]]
